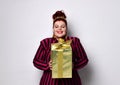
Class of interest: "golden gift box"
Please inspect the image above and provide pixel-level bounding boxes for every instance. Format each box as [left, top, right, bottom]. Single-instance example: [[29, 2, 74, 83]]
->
[[51, 38, 72, 78]]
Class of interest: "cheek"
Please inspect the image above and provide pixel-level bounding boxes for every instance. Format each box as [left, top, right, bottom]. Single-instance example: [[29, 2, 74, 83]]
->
[[54, 29, 57, 33], [53, 28, 57, 34], [62, 28, 67, 32]]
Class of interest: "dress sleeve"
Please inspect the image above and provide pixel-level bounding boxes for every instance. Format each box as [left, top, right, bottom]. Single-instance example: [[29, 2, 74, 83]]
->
[[33, 40, 50, 71], [73, 37, 89, 70]]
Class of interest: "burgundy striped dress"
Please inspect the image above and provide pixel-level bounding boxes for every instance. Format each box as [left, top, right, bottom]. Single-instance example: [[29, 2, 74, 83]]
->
[[33, 36, 89, 85]]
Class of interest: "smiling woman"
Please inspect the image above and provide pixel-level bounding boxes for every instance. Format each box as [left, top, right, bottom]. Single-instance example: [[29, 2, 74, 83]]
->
[[33, 10, 89, 85], [53, 11, 67, 39], [53, 20, 67, 38]]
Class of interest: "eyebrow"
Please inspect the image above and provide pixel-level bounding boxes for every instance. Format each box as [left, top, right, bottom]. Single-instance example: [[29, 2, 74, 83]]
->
[[55, 24, 65, 26]]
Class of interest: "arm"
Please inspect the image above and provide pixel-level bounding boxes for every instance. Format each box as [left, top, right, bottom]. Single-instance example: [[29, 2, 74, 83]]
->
[[73, 37, 89, 70], [33, 40, 50, 71]]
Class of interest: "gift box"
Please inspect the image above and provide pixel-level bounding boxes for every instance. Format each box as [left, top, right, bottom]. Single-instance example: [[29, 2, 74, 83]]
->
[[51, 38, 72, 78]]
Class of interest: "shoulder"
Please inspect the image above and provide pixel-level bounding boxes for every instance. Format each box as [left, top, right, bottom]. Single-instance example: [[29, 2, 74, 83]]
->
[[68, 36, 80, 42], [68, 36, 82, 46], [40, 37, 53, 48], [40, 37, 52, 42]]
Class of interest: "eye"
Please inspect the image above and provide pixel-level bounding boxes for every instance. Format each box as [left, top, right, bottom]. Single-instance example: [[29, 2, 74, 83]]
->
[[61, 25, 66, 28], [54, 25, 58, 28]]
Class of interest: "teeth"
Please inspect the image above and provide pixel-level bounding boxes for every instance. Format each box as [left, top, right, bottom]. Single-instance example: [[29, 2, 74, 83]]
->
[[57, 31, 63, 33]]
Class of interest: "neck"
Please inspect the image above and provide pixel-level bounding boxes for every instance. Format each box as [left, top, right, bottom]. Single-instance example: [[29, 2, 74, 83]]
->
[[53, 35, 66, 40]]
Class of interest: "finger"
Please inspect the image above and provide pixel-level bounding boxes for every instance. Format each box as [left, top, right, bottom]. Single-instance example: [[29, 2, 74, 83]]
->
[[50, 60, 52, 63], [49, 66, 52, 70]]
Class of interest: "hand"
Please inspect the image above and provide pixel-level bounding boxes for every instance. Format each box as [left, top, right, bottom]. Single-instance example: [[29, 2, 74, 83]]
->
[[49, 60, 52, 70]]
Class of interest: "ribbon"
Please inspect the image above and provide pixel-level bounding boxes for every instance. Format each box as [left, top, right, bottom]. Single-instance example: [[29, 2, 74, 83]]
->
[[51, 38, 72, 78]]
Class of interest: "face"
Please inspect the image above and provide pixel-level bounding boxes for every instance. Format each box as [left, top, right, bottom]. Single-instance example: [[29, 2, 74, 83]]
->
[[53, 20, 67, 38]]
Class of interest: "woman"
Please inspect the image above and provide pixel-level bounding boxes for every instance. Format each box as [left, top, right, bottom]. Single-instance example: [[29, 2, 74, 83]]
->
[[33, 10, 89, 85]]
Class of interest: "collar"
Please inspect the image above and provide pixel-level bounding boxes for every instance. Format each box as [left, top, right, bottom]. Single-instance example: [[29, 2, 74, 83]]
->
[[52, 36, 69, 43]]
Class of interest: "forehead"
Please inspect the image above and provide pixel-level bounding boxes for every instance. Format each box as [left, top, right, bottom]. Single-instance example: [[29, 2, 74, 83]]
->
[[54, 20, 66, 25]]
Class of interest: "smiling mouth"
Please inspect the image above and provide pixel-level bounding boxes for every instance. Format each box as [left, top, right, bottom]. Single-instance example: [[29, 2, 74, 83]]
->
[[56, 31, 63, 34]]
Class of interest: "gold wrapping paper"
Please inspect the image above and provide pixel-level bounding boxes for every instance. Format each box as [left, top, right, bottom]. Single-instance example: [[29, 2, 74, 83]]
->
[[51, 38, 72, 78]]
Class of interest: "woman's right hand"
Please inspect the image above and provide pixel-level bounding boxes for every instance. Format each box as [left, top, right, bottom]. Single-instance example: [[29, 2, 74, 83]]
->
[[49, 60, 52, 70]]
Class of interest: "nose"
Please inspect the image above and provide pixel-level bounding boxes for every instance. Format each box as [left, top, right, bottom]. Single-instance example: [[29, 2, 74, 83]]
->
[[58, 27, 62, 30]]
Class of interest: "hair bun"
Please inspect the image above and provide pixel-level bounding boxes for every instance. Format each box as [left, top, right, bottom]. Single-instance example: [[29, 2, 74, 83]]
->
[[52, 10, 66, 20]]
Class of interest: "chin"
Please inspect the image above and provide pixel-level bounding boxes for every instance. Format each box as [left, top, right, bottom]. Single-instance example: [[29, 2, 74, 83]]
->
[[56, 35, 66, 38]]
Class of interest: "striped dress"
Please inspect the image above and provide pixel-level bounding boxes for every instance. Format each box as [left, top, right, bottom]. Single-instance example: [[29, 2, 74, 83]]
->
[[33, 36, 89, 85]]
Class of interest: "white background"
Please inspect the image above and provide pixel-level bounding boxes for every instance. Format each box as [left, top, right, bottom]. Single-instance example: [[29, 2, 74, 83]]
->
[[0, 0, 120, 85]]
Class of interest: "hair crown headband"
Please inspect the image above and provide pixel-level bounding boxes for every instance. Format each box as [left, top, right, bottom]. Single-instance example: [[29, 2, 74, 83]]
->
[[53, 16, 66, 21]]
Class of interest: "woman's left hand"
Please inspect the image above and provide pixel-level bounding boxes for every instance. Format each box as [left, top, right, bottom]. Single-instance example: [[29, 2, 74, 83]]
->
[[49, 60, 52, 70]]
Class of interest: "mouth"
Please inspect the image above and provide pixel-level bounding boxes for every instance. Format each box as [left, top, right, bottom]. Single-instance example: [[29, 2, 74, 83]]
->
[[56, 31, 63, 34]]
